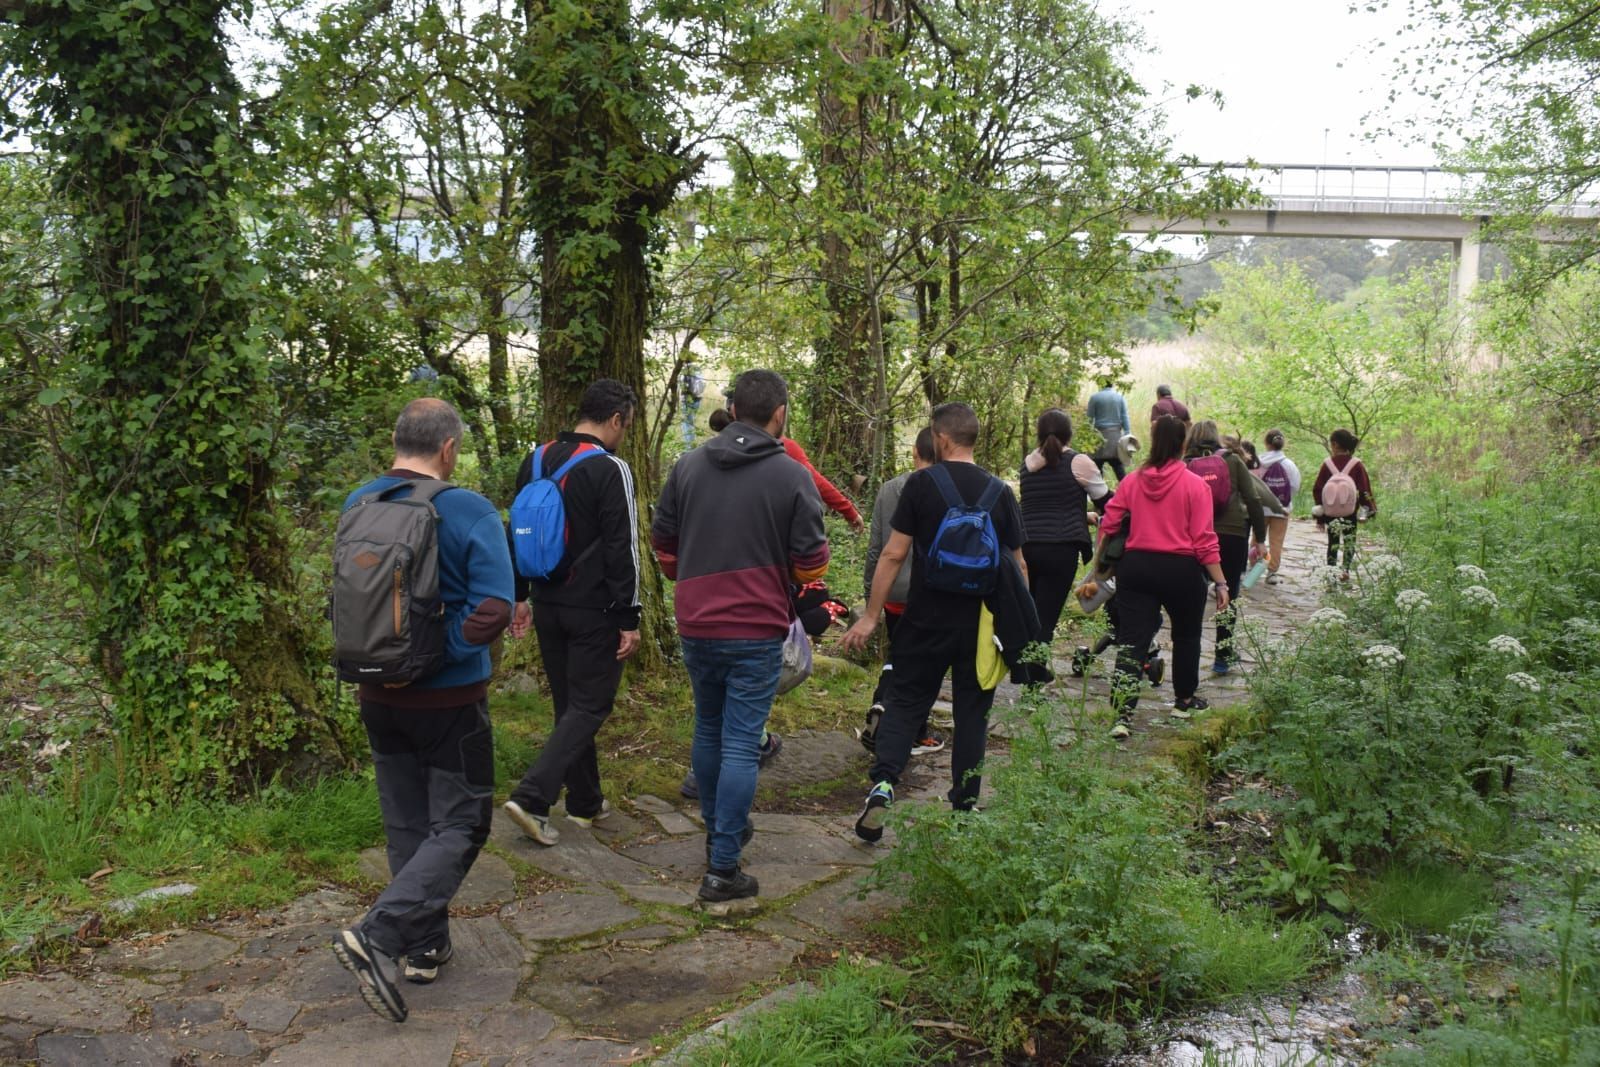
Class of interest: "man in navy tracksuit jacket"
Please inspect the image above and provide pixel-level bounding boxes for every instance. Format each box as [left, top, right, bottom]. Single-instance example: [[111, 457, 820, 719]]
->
[[503, 379, 643, 848], [332, 398, 514, 1023]]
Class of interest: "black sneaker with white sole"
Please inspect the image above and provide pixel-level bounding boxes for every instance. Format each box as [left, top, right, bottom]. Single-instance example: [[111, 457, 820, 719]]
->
[[403, 941, 453, 984], [854, 782, 893, 843], [332, 928, 407, 1022], [911, 731, 947, 755], [699, 868, 759, 902], [857, 704, 883, 753]]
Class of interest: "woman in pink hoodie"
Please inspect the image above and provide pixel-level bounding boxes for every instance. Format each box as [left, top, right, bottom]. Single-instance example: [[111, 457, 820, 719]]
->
[[1097, 415, 1231, 724]]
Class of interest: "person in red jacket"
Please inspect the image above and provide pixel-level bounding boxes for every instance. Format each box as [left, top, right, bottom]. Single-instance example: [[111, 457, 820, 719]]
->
[[1097, 415, 1230, 732], [709, 408, 863, 530]]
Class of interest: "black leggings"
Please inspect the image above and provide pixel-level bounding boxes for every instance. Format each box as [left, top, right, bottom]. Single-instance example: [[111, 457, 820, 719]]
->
[[1112, 550, 1207, 713], [1023, 541, 1089, 650], [1215, 533, 1248, 664]]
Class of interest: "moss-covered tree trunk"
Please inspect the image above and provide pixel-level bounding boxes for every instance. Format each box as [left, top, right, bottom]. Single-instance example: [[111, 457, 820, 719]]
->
[[517, 0, 699, 669], [0, 0, 332, 793]]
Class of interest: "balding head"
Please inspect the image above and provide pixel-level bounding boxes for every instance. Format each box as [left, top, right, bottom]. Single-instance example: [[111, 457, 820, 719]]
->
[[393, 397, 465, 462]]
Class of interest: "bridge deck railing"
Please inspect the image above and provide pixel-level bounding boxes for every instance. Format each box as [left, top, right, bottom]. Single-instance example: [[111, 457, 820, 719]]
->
[[1203, 164, 1600, 219]]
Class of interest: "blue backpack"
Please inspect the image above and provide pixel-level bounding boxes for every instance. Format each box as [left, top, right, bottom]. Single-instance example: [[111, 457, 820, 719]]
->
[[924, 464, 1006, 596], [511, 443, 606, 580]]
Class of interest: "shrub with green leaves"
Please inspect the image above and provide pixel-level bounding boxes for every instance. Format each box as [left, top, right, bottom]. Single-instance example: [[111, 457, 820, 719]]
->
[[1237, 467, 1600, 863], [867, 697, 1325, 1055]]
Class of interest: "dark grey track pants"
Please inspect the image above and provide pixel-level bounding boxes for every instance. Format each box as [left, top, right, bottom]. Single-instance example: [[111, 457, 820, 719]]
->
[[358, 698, 494, 959]]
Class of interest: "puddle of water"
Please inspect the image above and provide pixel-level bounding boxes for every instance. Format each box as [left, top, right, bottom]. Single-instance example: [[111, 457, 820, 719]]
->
[[1111, 973, 1369, 1067]]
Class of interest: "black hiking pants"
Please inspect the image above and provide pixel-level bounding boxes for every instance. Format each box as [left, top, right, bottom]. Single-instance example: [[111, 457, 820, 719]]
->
[[870, 617, 995, 811], [359, 697, 494, 959], [508, 602, 625, 819], [1214, 533, 1248, 665], [1112, 550, 1207, 714]]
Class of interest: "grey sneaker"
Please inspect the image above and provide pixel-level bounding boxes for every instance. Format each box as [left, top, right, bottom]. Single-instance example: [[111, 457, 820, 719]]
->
[[503, 799, 560, 846], [680, 771, 699, 800], [565, 799, 613, 828], [403, 941, 453, 984], [332, 928, 407, 1022]]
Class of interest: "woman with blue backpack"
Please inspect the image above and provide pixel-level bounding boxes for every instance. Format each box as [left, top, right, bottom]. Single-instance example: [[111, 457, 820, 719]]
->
[[1183, 420, 1266, 674], [1255, 429, 1300, 585]]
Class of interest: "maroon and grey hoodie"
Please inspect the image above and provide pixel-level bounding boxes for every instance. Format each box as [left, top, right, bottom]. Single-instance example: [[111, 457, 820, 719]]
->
[[651, 421, 830, 639]]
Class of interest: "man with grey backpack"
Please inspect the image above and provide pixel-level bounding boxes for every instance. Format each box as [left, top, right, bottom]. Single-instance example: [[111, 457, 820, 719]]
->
[[328, 398, 514, 1023]]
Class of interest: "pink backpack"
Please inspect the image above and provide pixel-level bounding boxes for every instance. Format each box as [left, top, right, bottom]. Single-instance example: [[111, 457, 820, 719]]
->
[[1185, 454, 1232, 516], [1320, 457, 1361, 518]]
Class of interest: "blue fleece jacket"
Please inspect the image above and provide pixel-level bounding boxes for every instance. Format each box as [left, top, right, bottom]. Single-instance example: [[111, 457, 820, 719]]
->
[[343, 472, 514, 697], [1087, 387, 1130, 433]]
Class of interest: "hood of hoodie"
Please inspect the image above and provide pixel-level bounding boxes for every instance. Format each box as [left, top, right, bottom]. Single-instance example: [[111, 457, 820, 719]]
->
[[1134, 459, 1191, 502], [702, 421, 787, 469]]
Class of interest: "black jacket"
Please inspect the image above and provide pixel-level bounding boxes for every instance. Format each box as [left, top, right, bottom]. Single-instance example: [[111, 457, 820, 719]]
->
[[1018, 449, 1093, 545], [985, 552, 1040, 670], [511, 431, 642, 630]]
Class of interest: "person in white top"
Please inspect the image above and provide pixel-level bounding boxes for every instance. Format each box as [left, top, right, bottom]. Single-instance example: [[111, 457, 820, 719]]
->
[[1256, 429, 1301, 584]]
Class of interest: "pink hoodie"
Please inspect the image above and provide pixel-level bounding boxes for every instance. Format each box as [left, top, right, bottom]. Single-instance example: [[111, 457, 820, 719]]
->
[[1098, 461, 1220, 566]]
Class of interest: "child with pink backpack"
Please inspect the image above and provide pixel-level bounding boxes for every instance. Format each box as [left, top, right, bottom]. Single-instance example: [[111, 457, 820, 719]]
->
[[1311, 429, 1376, 580]]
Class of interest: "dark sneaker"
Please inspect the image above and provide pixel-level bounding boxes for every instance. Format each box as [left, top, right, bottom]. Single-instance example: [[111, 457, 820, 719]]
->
[[680, 771, 699, 800], [403, 941, 453, 984], [565, 799, 613, 828], [1071, 646, 1093, 677], [758, 732, 783, 767], [705, 822, 755, 866], [1175, 696, 1211, 713], [1212, 658, 1231, 675], [698, 868, 759, 902], [854, 782, 893, 843], [503, 799, 560, 845], [857, 704, 883, 752], [911, 731, 947, 755], [332, 928, 407, 1023], [1144, 655, 1166, 686]]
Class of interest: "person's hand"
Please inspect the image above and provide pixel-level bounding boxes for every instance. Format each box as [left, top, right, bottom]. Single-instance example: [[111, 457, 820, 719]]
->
[[509, 601, 532, 638], [848, 515, 866, 534], [1214, 582, 1231, 613], [616, 629, 641, 661], [840, 615, 878, 653]]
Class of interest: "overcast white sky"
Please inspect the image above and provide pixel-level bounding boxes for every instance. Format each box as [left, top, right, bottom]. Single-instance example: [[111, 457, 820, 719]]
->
[[1122, 0, 1448, 167]]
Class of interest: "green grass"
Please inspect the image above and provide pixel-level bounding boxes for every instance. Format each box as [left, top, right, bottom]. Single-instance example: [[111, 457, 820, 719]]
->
[[1182, 905, 1330, 1002], [678, 964, 927, 1067], [1355, 860, 1496, 938]]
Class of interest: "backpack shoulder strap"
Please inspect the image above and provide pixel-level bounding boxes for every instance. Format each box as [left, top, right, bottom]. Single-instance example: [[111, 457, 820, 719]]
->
[[1323, 457, 1340, 476], [926, 463, 964, 510], [405, 478, 454, 504], [549, 443, 606, 484], [975, 474, 1005, 512]]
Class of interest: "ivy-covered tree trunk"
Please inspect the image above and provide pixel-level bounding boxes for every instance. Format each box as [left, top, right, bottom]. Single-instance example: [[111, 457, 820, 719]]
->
[[517, 0, 699, 669], [810, 0, 897, 478], [0, 1, 330, 794]]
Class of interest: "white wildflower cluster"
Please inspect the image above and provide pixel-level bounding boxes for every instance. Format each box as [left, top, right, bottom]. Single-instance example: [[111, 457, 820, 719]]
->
[[1363, 643, 1406, 669], [1460, 585, 1500, 610], [1506, 671, 1542, 694], [1367, 555, 1404, 580], [1487, 634, 1527, 658], [1317, 565, 1347, 589], [1455, 563, 1489, 584], [1395, 588, 1432, 613], [1310, 608, 1348, 628], [1567, 617, 1600, 640]]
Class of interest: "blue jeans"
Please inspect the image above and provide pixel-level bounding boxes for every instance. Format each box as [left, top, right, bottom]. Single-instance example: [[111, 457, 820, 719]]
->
[[680, 636, 783, 871]]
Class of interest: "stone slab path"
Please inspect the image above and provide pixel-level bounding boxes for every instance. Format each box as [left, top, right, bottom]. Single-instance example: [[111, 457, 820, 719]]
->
[[0, 520, 1332, 1065]]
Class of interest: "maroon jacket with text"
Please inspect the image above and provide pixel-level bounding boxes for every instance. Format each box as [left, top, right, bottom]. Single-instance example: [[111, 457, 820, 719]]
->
[[651, 422, 830, 639]]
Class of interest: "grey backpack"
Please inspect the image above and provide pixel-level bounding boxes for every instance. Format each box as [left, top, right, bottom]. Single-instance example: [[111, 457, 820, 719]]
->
[[331, 479, 452, 685]]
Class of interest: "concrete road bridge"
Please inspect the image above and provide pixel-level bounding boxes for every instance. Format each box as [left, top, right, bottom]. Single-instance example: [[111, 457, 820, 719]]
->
[[1126, 163, 1600, 303]]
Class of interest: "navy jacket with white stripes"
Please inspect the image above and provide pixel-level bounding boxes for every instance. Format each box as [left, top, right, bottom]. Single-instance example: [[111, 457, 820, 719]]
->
[[510, 431, 642, 631]]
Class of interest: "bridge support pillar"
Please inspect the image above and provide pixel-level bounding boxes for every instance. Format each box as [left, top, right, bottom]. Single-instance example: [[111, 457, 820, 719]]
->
[[1452, 221, 1484, 305]]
